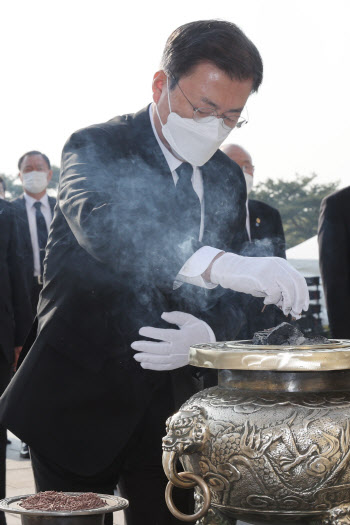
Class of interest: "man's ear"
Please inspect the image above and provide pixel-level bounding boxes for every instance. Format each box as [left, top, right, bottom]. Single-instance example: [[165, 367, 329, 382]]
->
[[47, 170, 53, 183], [18, 172, 23, 183], [152, 70, 167, 104]]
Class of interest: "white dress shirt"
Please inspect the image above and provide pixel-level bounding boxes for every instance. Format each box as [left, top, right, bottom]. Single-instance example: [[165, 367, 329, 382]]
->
[[149, 105, 221, 289], [23, 192, 52, 276], [246, 200, 251, 240]]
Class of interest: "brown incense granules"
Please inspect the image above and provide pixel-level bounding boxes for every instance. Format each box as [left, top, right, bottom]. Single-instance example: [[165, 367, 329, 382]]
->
[[20, 491, 107, 511]]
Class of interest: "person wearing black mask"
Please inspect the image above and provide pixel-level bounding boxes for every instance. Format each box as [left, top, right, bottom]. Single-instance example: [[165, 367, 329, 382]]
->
[[0, 21, 308, 525]]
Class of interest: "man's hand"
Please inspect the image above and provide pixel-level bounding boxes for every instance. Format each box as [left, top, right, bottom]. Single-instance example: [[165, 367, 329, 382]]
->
[[208, 253, 309, 319], [13, 346, 23, 372], [131, 311, 215, 371]]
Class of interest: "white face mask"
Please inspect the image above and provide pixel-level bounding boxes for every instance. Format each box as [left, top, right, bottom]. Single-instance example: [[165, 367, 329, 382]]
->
[[22, 171, 48, 194], [243, 171, 254, 195], [156, 78, 232, 167]]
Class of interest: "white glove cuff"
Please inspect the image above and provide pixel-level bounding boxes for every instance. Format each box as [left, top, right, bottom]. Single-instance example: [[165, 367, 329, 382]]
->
[[210, 252, 244, 288]]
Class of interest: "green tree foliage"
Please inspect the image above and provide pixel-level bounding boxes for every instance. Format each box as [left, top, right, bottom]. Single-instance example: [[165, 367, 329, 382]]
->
[[250, 174, 339, 249], [1, 165, 60, 200], [0, 173, 23, 199]]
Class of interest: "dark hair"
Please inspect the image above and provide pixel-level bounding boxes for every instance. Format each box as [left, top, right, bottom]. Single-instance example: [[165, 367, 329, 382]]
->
[[161, 20, 263, 92], [0, 176, 5, 192], [18, 150, 51, 170]]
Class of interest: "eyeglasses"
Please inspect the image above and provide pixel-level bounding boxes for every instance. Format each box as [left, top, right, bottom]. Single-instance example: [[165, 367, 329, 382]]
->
[[171, 76, 248, 130]]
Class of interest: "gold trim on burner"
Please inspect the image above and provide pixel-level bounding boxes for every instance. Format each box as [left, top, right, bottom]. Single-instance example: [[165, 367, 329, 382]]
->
[[189, 339, 350, 371]]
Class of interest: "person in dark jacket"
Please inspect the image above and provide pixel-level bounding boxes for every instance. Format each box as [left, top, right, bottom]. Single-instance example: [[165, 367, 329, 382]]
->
[[0, 177, 6, 199], [12, 151, 56, 316], [318, 186, 350, 338], [0, 20, 308, 525], [0, 200, 32, 525], [221, 144, 286, 258]]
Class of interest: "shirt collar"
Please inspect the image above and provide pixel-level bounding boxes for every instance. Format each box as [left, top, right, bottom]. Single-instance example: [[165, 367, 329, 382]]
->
[[149, 104, 183, 173], [24, 192, 49, 209]]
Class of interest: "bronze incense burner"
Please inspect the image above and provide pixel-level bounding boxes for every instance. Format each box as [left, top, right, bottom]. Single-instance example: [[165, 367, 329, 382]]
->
[[163, 339, 350, 524]]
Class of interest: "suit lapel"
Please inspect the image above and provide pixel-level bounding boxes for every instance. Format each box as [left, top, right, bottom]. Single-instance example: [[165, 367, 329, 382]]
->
[[132, 105, 179, 202], [249, 201, 263, 239], [133, 106, 173, 174], [15, 196, 32, 252], [201, 156, 223, 236], [201, 155, 238, 247], [202, 154, 249, 249]]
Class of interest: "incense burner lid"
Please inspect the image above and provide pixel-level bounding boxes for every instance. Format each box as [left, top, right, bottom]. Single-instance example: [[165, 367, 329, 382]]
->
[[189, 339, 350, 371]]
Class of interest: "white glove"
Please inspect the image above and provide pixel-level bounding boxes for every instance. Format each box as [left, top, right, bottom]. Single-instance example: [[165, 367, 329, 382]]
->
[[211, 253, 309, 319], [131, 311, 215, 371]]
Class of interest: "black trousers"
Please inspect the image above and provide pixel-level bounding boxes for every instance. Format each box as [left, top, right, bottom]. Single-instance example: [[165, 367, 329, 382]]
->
[[0, 349, 13, 525], [30, 381, 193, 525]]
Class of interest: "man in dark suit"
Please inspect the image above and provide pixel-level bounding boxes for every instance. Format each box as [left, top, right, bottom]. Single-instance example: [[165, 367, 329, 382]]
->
[[12, 151, 55, 459], [0, 21, 308, 525], [246, 199, 286, 257], [12, 151, 56, 316], [0, 200, 32, 525], [318, 186, 350, 338], [221, 144, 286, 258], [221, 144, 286, 337]]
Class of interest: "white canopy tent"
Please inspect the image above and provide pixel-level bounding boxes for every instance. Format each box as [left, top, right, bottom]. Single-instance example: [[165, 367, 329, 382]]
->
[[286, 235, 320, 276], [286, 235, 328, 325]]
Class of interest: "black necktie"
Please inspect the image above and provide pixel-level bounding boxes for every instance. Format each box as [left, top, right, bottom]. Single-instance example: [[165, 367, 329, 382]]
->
[[34, 201, 48, 276], [175, 163, 201, 240]]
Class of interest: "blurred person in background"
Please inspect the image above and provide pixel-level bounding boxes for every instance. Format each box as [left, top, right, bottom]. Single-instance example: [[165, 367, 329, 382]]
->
[[12, 151, 56, 316], [221, 144, 286, 258], [318, 186, 350, 338], [0, 199, 32, 524], [221, 143, 286, 337], [12, 151, 56, 458]]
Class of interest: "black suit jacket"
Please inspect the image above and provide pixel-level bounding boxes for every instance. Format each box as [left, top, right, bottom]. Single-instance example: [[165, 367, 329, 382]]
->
[[0, 200, 32, 363], [11, 194, 56, 291], [318, 186, 350, 338], [0, 106, 247, 475], [245, 199, 286, 258]]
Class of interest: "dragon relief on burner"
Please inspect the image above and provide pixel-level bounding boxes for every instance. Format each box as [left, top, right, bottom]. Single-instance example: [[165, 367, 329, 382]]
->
[[162, 406, 208, 456], [162, 388, 350, 521]]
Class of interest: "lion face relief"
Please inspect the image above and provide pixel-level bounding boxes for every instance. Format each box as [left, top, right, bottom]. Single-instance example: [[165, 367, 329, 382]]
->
[[162, 405, 208, 455]]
